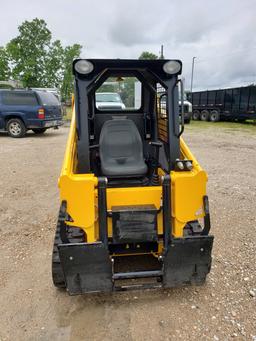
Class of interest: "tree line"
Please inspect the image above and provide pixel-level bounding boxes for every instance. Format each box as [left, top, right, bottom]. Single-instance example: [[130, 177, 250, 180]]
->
[[0, 17, 160, 102], [0, 18, 82, 101]]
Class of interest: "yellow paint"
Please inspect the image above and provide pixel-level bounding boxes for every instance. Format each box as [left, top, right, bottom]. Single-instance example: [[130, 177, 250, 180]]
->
[[58, 104, 208, 246]]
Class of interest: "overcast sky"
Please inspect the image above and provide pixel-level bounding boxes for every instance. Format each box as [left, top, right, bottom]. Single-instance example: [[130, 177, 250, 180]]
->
[[0, 0, 255, 90]]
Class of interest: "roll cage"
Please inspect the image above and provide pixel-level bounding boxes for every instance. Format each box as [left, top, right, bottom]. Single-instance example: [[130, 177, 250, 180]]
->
[[73, 59, 183, 174]]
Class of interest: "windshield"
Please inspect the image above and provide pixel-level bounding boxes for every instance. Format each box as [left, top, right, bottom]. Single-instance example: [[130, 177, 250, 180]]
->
[[37, 91, 60, 106], [96, 93, 122, 103], [179, 93, 188, 101]]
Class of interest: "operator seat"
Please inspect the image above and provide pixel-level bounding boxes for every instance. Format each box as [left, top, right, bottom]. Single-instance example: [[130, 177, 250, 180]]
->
[[99, 118, 148, 177]]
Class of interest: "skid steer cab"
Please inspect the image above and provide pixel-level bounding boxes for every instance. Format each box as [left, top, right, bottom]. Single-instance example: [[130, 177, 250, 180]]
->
[[52, 59, 214, 294]]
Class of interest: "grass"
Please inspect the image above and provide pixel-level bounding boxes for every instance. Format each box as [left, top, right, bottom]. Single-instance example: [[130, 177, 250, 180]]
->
[[186, 119, 256, 132], [63, 106, 73, 121], [62, 106, 256, 133]]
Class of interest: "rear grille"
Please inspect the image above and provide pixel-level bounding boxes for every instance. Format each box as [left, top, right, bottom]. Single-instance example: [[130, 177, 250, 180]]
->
[[112, 205, 157, 243]]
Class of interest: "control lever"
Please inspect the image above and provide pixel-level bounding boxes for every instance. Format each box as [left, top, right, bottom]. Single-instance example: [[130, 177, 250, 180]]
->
[[149, 141, 163, 163], [149, 141, 163, 185]]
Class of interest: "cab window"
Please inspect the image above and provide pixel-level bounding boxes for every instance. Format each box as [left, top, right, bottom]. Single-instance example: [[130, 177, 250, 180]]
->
[[95, 76, 141, 111]]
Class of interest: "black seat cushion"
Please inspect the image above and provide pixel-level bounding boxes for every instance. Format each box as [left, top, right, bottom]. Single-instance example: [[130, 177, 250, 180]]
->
[[99, 118, 148, 177]]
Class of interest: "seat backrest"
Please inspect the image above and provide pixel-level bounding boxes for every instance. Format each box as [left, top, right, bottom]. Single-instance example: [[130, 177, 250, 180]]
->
[[99, 118, 147, 177]]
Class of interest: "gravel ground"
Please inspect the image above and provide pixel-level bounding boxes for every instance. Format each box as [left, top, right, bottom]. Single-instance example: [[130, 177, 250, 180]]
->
[[0, 122, 255, 341]]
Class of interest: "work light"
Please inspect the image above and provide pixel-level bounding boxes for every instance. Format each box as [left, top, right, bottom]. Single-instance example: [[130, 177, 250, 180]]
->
[[185, 161, 193, 170], [163, 60, 181, 74], [175, 159, 193, 171], [74, 60, 94, 74], [176, 160, 184, 170]]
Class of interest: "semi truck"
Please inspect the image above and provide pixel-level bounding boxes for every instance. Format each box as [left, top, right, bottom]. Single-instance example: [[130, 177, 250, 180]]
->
[[188, 85, 256, 122], [157, 84, 192, 123]]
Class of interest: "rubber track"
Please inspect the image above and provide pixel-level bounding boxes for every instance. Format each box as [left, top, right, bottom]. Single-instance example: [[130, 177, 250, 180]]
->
[[52, 209, 85, 288]]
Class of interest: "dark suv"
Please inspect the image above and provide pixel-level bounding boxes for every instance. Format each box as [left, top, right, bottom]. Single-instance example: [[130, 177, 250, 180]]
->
[[0, 89, 63, 138]]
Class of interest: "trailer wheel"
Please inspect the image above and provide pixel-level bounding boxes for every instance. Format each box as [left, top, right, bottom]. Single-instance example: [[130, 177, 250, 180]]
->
[[209, 110, 220, 122], [200, 110, 209, 121], [192, 110, 200, 120]]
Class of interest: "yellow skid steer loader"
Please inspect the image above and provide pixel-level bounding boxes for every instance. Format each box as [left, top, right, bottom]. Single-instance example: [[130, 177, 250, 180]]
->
[[52, 59, 214, 294]]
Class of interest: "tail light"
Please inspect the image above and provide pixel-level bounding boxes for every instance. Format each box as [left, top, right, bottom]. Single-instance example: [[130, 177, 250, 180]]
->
[[38, 108, 45, 119]]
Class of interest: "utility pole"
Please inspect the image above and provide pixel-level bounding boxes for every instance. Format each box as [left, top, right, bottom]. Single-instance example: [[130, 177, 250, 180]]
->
[[190, 56, 196, 93], [160, 45, 164, 59]]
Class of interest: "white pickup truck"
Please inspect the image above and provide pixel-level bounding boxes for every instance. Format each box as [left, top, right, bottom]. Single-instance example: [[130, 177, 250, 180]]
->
[[96, 92, 126, 110]]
